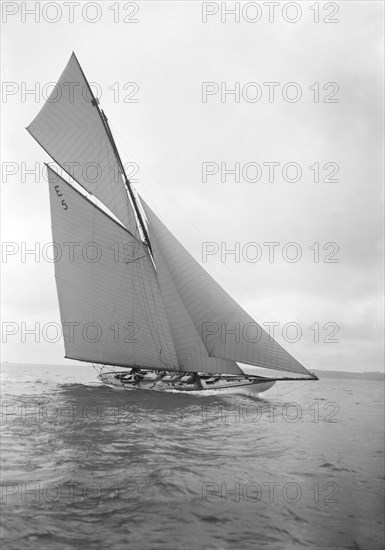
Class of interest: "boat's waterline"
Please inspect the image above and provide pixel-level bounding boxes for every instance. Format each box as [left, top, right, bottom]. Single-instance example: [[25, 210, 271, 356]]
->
[[97, 369, 276, 394]]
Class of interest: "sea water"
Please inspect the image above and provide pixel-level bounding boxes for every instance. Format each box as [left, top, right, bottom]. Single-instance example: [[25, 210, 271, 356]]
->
[[1, 364, 384, 550]]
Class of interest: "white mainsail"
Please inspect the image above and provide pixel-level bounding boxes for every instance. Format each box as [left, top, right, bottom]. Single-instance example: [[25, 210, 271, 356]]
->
[[27, 53, 138, 236], [47, 165, 178, 370], [141, 199, 312, 377]]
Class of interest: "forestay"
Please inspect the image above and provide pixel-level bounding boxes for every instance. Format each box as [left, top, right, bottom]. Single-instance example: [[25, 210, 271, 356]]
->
[[47, 166, 178, 370]]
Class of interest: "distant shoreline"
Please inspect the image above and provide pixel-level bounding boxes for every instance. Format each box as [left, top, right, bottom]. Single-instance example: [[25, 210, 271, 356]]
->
[[313, 370, 384, 381], [1, 363, 384, 381]]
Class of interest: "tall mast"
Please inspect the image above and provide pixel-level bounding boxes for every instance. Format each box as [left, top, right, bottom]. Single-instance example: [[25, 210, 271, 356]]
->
[[73, 53, 153, 255], [100, 107, 153, 255]]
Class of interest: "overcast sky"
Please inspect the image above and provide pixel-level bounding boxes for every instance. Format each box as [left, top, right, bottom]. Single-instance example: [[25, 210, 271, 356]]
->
[[1, 1, 384, 372]]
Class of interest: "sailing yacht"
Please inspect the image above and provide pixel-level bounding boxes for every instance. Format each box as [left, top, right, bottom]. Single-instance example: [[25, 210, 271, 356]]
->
[[27, 53, 318, 394]]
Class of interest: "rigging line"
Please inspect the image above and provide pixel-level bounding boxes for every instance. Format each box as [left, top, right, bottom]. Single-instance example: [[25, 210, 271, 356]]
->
[[90, 198, 97, 358], [147, 231, 191, 368], [111, 130, 313, 374], [99, 110, 153, 256], [142, 233, 178, 368], [136, 254, 170, 368], [124, 224, 137, 367], [149, 230, 225, 374], [273, 377, 318, 398], [124, 255, 147, 264], [145, 253, 177, 369], [147, 260, 177, 370], [132, 252, 136, 368], [93, 125, 104, 204], [150, 240, 203, 372], [134, 256, 158, 366], [92, 364, 100, 378], [103, 124, 132, 234]]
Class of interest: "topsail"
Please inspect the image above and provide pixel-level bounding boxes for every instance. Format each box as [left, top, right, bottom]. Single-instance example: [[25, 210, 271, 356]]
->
[[27, 52, 138, 236]]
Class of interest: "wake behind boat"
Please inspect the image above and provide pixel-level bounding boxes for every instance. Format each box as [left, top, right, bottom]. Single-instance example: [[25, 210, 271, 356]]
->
[[27, 53, 318, 395]]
